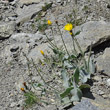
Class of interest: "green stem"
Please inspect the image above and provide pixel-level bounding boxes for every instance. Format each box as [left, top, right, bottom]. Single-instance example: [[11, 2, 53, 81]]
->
[[45, 33, 58, 49], [71, 34, 78, 55], [56, 23, 70, 57], [50, 27, 57, 48], [74, 38, 87, 68], [31, 59, 59, 92], [32, 59, 46, 84]]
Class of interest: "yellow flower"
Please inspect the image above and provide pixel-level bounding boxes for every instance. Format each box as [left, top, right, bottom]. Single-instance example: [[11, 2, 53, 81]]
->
[[40, 50, 44, 55], [64, 23, 73, 31], [20, 88, 25, 91], [47, 20, 52, 25]]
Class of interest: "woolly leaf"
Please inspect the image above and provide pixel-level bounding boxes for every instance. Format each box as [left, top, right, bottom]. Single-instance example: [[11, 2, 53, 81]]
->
[[74, 67, 80, 84], [60, 87, 74, 98], [80, 68, 90, 83], [61, 69, 69, 88]]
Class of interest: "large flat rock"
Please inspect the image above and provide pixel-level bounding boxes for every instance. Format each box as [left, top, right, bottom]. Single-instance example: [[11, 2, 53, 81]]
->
[[73, 21, 110, 52], [96, 48, 110, 76], [16, 1, 52, 24], [51, 21, 110, 54], [70, 94, 110, 110], [16, 3, 44, 24], [18, 0, 42, 5], [0, 22, 16, 39]]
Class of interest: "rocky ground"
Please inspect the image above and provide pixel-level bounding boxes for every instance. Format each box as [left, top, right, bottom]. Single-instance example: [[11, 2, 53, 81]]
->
[[0, 0, 110, 110]]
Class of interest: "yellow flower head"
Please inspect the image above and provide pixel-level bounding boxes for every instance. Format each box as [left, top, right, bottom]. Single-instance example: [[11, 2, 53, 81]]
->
[[47, 20, 52, 25], [64, 23, 73, 31], [20, 88, 25, 91], [40, 50, 44, 55]]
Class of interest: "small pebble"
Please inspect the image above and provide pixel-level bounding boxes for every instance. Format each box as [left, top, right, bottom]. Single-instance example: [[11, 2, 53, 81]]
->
[[93, 76, 101, 81], [102, 94, 108, 98], [98, 90, 104, 95], [10, 102, 16, 107], [107, 79, 110, 86]]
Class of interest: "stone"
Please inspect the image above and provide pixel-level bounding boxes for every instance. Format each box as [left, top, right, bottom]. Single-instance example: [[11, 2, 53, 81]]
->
[[70, 94, 110, 110], [16, 1, 52, 24], [63, 1, 67, 6], [16, 4, 43, 24], [0, 43, 21, 63], [96, 48, 110, 76], [18, 0, 43, 5], [90, 94, 110, 110], [98, 90, 104, 95], [107, 79, 110, 86], [10, 32, 44, 43], [49, 21, 110, 54], [93, 76, 102, 81], [57, 0, 62, 3], [0, 21, 16, 39], [0, 32, 49, 64], [27, 43, 51, 64], [73, 21, 110, 53], [10, 102, 16, 107], [68, 0, 71, 2], [70, 99, 100, 110], [102, 94, 108, 98]]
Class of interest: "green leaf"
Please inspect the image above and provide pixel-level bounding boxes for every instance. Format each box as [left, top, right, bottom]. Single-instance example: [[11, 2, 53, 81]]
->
[[70, 55, 77, 59], [24, 91, 39, 108], [74, 31, 81, 36], [60, 87, 74, 98], [80, 68, 90, 83], [79, 84, 90, 90], [52, 48, 59, 54], [61, 69, 69, 88], [74, 67, 80, 84]]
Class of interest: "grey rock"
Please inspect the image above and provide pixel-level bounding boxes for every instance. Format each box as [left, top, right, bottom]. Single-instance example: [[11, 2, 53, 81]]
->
[[96, 48, 110, 76], [63, 1, 67, 6], [0, 21, 16, 39], [68, 0, 71, 2], [73, 21, 110, 53], [16, 4, 42, 24], [71, 99, 100, 110], [107, 79, 110, 86], [27, 43, 50, 64], [10, 102, 16, 107], [52, 21, 110, 54], [0, 32, 48, 64], [102, 94, 108, 98], [16, 1, 52, 24], [18, 0, 43, 5], [93, 76, 102, 81], [0, 44, 20, 63], [57, 0, 62, 3], [98, 90, 104, 95]]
